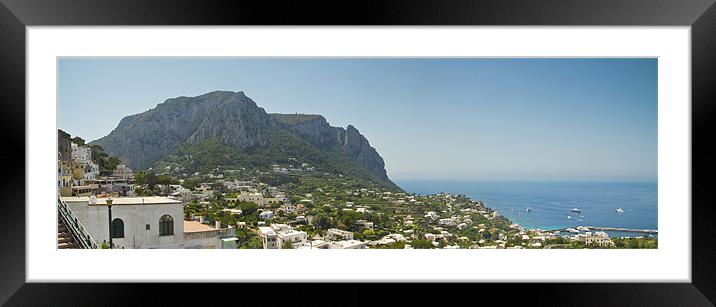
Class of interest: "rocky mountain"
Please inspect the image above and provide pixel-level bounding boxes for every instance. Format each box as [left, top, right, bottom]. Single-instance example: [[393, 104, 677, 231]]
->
[[90, 91, 399, 190], [272, 114, 389, 180]]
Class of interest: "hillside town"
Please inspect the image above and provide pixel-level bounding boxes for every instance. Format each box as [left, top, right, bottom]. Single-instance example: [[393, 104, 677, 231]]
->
[[57, 130, 657, 250]]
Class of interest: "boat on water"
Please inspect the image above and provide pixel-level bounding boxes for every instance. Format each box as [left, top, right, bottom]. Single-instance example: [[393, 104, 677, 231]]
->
[[616, 208, 625, 213], [567, 215, 571, 219], [566, 228, 579, 233], [525, 207, 531, 212], [571, 208, 582, 213]]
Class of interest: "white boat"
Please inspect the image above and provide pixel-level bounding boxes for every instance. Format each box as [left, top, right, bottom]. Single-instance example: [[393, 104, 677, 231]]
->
[[567, 215, 571, 219], [565, 228, 579, 233], [525, 207, 531, 212], [616, 208, 625, 213], [571, 208, 582, 213]]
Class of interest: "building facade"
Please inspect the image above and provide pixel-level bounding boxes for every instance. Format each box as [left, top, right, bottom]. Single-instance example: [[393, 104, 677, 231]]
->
[[113, 164, 134, 180], [257, 226, 278, 249], [62, 196, 186, 249], [71, 142, 92, 162]]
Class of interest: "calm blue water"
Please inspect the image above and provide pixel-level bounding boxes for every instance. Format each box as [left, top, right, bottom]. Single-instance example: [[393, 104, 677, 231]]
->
[[396, 180, 658, 234]]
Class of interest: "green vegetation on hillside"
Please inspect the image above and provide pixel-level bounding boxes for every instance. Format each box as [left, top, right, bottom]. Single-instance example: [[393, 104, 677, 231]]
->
[[271, 113, 322, 125], [153, 129, 402, 192]]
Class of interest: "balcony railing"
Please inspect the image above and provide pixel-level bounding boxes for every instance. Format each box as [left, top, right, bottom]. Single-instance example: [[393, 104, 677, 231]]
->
[[57, 194, 98, 249]]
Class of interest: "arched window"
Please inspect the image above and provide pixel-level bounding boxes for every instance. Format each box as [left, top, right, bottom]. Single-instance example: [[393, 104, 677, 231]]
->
[[111, 218, 124, 238], [159, 215, 174, 236]]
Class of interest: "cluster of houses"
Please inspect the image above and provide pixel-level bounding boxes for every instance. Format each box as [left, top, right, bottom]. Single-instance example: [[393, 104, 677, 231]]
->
[[376, 192, 618, 249], [57, 141, 135, 197], [271, 162, 316, 174], [57, 140, 619, 250], [255, 224, 371, 249], [573, 231, 614, 246]]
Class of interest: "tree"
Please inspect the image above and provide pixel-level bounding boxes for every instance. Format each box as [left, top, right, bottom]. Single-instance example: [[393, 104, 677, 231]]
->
[[239, 202, 259, 215], [158, 175, 174, 185], [182, 177, 200, 189], [105, 156, 122, 170], [236, 228, 261, 249], [246, 236, 263, 249], [363, 229, 376, 240], [71, 136, 86, 146], [90, 144, 109, 168], [313, 213, 334, 229], [340, 213, 357, 230], [411, 239, 434, 249], [135, 170, 147, 185], [144, 172, 158, 188], [282, 241, 294, 249], [438, 239, 448, 248]]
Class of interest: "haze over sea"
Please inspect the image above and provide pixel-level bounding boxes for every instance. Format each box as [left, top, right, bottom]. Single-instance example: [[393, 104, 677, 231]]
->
[[396, 180, 657, 236]]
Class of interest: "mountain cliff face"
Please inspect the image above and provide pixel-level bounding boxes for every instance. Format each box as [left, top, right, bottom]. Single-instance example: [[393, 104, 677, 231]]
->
[[92, 91, 272, 171], [91, 91, 397, 189], [273, 114, 388, 180]]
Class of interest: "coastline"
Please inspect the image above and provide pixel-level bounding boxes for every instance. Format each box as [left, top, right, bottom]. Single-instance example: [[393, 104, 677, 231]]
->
[[396, 179, 658, 238]]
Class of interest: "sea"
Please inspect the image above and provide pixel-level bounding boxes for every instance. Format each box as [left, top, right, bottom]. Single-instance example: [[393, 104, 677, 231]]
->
[[395, 180, 658, 238]]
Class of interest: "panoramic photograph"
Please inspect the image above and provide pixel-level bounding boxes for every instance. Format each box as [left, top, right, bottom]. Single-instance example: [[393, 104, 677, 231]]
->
[[56, 58, 657, 249]]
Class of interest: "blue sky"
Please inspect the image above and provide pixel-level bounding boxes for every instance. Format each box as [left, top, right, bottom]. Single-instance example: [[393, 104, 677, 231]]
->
[[58, 58, 657, 182]]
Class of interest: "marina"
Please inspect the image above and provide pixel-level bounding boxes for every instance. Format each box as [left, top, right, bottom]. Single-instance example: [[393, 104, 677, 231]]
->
[[551, 226, 658, 234]]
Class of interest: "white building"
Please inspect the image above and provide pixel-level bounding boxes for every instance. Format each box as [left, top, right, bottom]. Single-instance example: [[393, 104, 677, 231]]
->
[[82, 161, 100, 181], [305, 239, 367, 249], [71, 142, 91, 162], [113, 164, 134, 180], [183, 219, 237, 249], [356, 220, 374, 230], [327, 240, 367, 249], [356, 207, 369, 213], [236, 192, 280, 207], [259, 211, 274, 219], [257, 226, 278, 249], [438, 218, 457, 226], [581, 231, 614, 247], [222, 208, 243, 216], [281, 203, 296, 214], [62, 196, 186, 248], [270, 224, 307, 248], [69, 143, 100, 181], [425, 211, 438, 220], [325, 228, 354, 241]]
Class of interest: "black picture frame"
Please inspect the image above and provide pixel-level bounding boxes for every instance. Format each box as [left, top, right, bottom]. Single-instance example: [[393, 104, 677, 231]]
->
[[1, 0, 715, 305]]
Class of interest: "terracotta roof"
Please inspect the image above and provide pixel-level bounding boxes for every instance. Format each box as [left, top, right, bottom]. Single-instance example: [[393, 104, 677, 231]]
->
[[183, 220, 217, 233]]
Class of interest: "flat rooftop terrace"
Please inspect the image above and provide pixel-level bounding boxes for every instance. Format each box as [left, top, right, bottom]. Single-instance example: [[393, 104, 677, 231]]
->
[[61, 196, 182, 206], [183, 220, 217, 233]]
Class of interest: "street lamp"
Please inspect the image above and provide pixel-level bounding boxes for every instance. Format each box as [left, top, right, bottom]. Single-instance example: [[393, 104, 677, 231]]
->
[[106, 197, 113, 249]]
